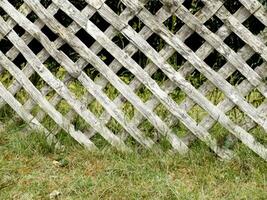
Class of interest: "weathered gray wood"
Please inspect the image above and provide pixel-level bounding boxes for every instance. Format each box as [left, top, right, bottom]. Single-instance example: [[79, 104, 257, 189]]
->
[[22, 0, 190, 154], [0, 50, 96, 150], [127, 7, 267, 144], [50, 0, 233, 158], [87, 4, 250, 141], [0, 1, 139, 151], [0, 16, 129, 152], [238, 0, 267, 26], [0, 81, 60, 147], [85, 1, 221, 139], [92, 2, 267, 159], [0, 0, 266, 160], [120, 0, 267, 131]]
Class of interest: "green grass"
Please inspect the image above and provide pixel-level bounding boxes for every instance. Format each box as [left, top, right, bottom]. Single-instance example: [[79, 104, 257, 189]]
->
[[0, 125, 266, 200]]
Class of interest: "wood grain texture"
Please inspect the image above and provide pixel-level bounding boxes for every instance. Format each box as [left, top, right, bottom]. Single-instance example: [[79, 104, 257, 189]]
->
[[0, 0, 266, 160]]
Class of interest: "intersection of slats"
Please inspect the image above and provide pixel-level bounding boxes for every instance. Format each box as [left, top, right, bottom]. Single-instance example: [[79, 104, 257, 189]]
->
[[0, 0, 266, 161]]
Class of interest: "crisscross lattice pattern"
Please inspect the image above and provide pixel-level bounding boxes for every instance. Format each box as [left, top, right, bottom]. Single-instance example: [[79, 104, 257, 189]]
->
[[0, 0, 266, 160]]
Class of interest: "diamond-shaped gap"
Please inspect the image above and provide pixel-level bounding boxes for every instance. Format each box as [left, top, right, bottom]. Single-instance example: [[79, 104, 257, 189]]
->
[[153, 103, 183, 150], [182, 0, 205, 15], [208, 123, 233, 149], [187, 104, 209, 125], [13, 53, 27, 70], [97, 48, 114, 65], [0, 103, 14, 123], [0, 36, 13, 54], [226, 70, 246, 86], [106, 117, 124, 136], [144, 0, 163, 15], [26, 11, 39, 23], [243, 14, 265, 35], [43, 56, 62, 76], [112, 32, 130, 49], [69, 0, 88, 11], [88, 98, 105, 118], [28, 102, 43, 118], [75, 28, 96, 48], [83, 62, 100, 81], [206, 87, 225, 106], [28, 71, 46, 91], [128, 16, 145, 33], [116, 66, 135, 85], [55, 98, 73, 117], [137, 118, 157, 142], [121, 99, 135, 120], [186, 69, 207, 89], [41, 25, 58, 42], [102, 82, 120, 101], [68, 80, 87, 100], [245, 88, 265, 108], [0, 69, 14, 88], [89, 12, 110, 32], [249, 126, 267, 148], [167, 51, 187, 71], [105, 0, 126, 15], [54, 66, 69, 81], [42, 114, 63, 134], [226, 105, 250, 127], [169, 86, 187, 105], [147, 33, 167, 52], [122, 130, 139, 149], [136, 84, 153, 103], [44, 85, 58, 102], [223, 0, 242, 14], [40, 0, 52, 8], [54, 9, 73, 28], [224, 32, 245, 52], [28, 38, 44, 55], [7, 0, 23, 9], [0, 7, 8, 20], [13, 87, 29, 106], [184, 32, 205, 52], [72, 115, 92, 133], [151, 68, 168, 87], [131, 50, 150, 69], [13, 24, 25, 37], [258, 0, 267, 7], [171, 121, 190, 140], [246, 53, 264, 70], [163, 15, 185, 34], [204, 15, 224, 33], [104, 114, 128, 143], [59, 43, 80, 62], [154, 101, 171, 122], [204, 50, 227, 71]]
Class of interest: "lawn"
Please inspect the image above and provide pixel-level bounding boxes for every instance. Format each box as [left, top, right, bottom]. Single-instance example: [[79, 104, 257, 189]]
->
[[0, 123, 266, 200]]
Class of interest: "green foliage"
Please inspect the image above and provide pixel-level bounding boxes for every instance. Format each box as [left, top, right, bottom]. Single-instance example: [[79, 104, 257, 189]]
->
[[0, 128, 267, 199]]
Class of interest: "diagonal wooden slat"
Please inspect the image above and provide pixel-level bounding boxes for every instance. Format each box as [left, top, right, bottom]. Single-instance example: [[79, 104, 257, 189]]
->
[[92, 1, 267, 159], [22, 0, 190, 154], [47, 0, 232, 158], [82, 0, 223, 139], [0, 50, 97, 150], [0, 81, 60, 147], [119, 0, 267, 132], [0, 16, 130, 152], [0, 0, 266, 160]]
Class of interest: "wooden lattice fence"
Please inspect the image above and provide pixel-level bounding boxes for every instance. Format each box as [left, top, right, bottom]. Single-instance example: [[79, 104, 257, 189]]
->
[[0, 0, 267, 160]]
